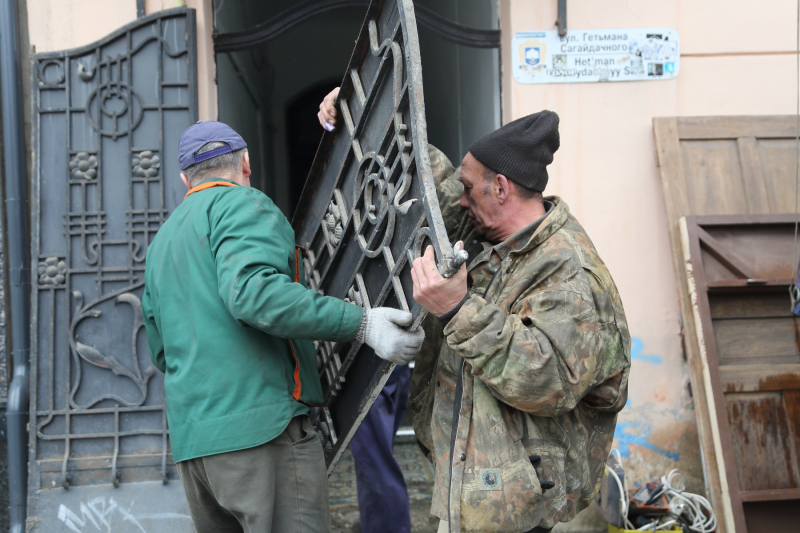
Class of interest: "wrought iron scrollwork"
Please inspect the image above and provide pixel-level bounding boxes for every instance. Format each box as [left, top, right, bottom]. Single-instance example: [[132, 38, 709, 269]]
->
[[30, 8, 197, 496], [69, 288, 156, 409], [293, 0, 463, 473]]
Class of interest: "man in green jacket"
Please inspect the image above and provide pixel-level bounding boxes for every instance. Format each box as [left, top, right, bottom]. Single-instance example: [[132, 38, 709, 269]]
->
[[142, 121, 424, 533]]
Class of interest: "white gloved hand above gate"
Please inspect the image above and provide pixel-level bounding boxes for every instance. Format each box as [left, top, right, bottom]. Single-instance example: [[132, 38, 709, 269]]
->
[[362, 308, 425, 365]]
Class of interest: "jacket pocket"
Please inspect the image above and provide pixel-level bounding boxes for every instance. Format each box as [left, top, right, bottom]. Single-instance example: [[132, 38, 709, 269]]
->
[[458, 382, 544, 532]]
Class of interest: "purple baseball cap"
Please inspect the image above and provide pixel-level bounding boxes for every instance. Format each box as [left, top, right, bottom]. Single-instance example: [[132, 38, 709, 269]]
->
[[178, 121, 247, 170]]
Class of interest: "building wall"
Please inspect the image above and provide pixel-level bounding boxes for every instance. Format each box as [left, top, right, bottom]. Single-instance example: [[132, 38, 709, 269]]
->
[[499, 0, 798, 496], [26, 0, 217, 120]]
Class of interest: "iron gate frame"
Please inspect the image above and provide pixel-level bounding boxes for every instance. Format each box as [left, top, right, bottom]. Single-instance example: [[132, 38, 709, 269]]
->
[[29, 7, 198, 494], [292, 0, 464, 472]]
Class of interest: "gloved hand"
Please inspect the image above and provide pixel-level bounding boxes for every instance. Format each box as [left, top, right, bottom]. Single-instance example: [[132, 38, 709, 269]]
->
[[362, 308, 425, 364]]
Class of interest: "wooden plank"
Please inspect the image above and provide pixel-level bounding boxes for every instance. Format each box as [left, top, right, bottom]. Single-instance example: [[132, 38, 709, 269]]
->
[[740, 489, 800, 502], [783, 389, 800, 486], [720, 364, 800, 392], [680, 139, 749, 215], [757, 138, 799, 213], [698, 214, 800, 225], [736, 137, 772, 213], [697, 225, 755, 279], [709, 291, 793, 318], [725, 391, 800, 491], [654, 117, 731, 533], [654, 118, 694, 218], [674, 116, 800, 140], [680, 217, 742, 533], [714, 317, 800, 365], [708, 279, 789, 290]]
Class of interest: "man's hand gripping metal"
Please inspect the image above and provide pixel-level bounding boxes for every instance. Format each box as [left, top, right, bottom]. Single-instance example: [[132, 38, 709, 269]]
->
[[411, 242, 469, 318], [362, 308, 425, 365]]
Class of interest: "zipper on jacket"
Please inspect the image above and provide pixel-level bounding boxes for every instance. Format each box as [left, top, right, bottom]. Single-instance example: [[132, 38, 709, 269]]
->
[[447, 357, 465, 530], [446, 262, 503, 527]]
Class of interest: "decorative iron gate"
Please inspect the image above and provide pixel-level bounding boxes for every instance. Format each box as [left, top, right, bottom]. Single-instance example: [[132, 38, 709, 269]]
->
[[293, 0, 464, 472], [28, 8, 197, 530]]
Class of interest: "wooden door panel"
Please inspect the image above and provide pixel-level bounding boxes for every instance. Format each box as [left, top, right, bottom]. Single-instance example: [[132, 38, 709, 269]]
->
[[709, 292, 788, 317], [713, 318, 800, 365], [743, 501, 798, 533], [681, 140, 749, 215], [757, 138, 799, 213], [679, 214, 800, 532], [655, 116, 800, 532], [726, 391, 799, 492], [703, 225, 794, 278], [720, 364, 800, 392]]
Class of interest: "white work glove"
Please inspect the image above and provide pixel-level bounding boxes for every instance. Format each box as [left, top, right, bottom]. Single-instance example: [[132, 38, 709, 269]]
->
[[362, 308, 425, 365]]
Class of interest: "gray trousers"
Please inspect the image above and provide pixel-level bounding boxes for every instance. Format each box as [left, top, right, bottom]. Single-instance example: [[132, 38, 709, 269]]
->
[[176, 415, 330, 533]]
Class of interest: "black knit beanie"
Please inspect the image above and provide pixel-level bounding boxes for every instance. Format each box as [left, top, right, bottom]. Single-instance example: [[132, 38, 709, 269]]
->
[[468, 110, 560, 192]]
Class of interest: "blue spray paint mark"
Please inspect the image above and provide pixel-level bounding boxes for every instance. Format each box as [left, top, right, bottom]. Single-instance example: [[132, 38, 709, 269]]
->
[[630, 338, 662, 364], [614, 421, 679, 461]]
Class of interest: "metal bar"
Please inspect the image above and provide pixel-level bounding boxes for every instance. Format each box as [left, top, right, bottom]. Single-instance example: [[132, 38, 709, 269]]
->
[[0, 0, 32, 527], [557, 0, 567, 37], [111, 405, 120, 486]]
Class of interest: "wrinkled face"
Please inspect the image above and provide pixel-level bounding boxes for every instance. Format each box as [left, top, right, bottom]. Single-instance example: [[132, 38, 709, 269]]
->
[[459, 152, 502, 242]]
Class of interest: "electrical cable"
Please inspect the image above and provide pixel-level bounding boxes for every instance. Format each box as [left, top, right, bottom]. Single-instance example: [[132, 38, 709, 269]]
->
[[608, 450, 716, 533], [790, 0, 800, 313]]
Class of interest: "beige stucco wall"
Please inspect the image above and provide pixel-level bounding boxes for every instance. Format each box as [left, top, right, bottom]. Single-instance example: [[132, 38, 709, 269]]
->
[[25, 0, 217, 121], [499, 0, 798, 501]]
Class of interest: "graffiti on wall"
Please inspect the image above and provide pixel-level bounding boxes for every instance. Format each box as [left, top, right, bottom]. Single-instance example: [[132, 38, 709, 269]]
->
[[615, 337, 680, 461], [57, 497, 190, 533]]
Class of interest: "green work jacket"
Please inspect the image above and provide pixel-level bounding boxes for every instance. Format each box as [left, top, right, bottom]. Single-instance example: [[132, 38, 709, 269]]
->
[[142, 177, 363, 463]]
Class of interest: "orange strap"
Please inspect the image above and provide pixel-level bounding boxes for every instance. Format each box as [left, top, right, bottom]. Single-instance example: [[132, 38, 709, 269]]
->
[[288, 247, 316, 405], [294, 247, 302, 283], [184, 180, 238, 199], [287, 340, 303, 401]]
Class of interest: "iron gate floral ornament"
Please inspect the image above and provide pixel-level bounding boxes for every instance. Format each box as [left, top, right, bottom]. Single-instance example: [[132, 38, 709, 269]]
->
[[68, 152, 98, 180], [132, 150, 161, 178], [38, 257, 67, 286], [293, 0, 466, 472], [29, 8, 198, 510]]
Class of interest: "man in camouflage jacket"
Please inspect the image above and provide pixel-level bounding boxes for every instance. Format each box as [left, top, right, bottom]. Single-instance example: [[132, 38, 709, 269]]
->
[[410, 112, 631, 533]]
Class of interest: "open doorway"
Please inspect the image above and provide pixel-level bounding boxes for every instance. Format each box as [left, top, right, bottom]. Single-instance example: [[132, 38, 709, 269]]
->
[[213, 0, 500, 218]]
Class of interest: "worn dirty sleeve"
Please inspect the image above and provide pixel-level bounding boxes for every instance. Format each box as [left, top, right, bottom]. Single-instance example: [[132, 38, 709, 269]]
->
[[428, 145, 472, 244], [209, 186, 363, 342], [444, 291, 611, 417], [141, 282, 166, 373]]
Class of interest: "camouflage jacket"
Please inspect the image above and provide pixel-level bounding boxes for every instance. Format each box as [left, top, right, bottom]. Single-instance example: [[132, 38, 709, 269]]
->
[[409, 148, 631, 532]]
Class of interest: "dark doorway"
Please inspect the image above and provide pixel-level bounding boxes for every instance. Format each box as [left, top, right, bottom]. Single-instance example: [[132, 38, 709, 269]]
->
[[214, 0, 500, 216], [285, 80, 340, 218]]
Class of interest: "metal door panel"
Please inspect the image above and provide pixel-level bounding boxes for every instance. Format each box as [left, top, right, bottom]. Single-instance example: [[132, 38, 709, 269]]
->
[[29, 8, 197, 529], [293, 0, 463, 472]]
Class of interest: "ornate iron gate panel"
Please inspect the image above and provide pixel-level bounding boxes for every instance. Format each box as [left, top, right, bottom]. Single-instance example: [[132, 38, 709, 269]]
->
[[29, 7, 197, 511], [293, 0, 464, 472]]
